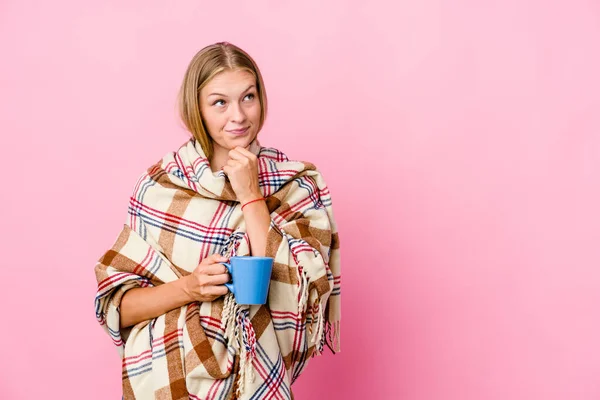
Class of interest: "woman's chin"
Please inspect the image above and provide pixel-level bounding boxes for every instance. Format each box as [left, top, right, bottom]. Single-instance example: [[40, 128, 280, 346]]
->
[[227, 134, 256, 149]]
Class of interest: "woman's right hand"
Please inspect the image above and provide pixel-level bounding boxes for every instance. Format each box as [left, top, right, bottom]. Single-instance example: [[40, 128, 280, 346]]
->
[[183, 254, 230, 302]]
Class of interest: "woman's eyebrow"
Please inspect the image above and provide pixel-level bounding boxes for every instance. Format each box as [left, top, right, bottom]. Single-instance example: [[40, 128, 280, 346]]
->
[[208, 85, 255, 97]]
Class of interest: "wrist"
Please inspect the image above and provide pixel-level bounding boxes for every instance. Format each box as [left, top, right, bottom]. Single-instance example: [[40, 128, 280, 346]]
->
[[178, 275, 195, 303], [239, 193, 264, 206]]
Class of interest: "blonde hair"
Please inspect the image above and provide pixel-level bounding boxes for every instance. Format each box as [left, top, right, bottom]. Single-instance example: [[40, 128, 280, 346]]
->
[[177, 42, 268, 160]]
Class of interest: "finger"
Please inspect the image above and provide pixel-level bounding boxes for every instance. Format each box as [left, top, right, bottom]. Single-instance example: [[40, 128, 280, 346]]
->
[[207, 273, 230, 286], [235, 147, 256, 159], [201, 264, 229, 276], [202, 274, 230, 291], [204, 254, 228, 264], [198, 256, 227, 272], [218, 285, 229, 296], [226, 159, 239, 167], [227, 149, 249, 161], [209, 285, 229, 296]]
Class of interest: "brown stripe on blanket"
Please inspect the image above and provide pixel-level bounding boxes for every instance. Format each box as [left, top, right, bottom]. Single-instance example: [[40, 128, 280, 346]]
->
[[163, 307, 189, 399], [285, 220, 331, 251], [95, 224, 132, 279], [149, 164, 198, 198], [265, 195, 281, 213], [158, 190, 193, 262], [271, 262, 299, 285], [270, 179, 293, 201], [265, 224, 284, 259], [122, 373, 135, 400], [250, 305, 272, 339], [230, 355, 241, 398], [220, 180, 237, 201], [184, 305, 230, 379], [306, 224, 333, 249], [268, 184, 305, 222], [308, 275, 332, 298], [155, 382, 183, 400], [99, 250, 160, 285], [211, 299, 224, 320], [106, 224, 130, 257], [282, 345, 316, 370], [331, 232, 341, 250], [301, 162, 317, 171], [181, 307, 204, 375], [280, 209, 305, 225]]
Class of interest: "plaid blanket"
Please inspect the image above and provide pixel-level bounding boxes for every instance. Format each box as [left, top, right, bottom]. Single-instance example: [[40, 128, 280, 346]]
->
[[94, 137, 341, 399]]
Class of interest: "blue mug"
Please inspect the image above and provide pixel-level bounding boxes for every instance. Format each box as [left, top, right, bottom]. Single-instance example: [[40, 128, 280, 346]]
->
[[221, 256, 274, 305]]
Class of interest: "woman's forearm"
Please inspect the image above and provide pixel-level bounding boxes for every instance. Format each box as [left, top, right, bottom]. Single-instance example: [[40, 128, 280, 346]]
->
[[241, 198, 271, 256], [119, 276, 193, 328]]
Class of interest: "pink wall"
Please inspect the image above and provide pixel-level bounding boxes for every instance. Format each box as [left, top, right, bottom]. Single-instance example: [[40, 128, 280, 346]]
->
[[1, 1, 599, 398]]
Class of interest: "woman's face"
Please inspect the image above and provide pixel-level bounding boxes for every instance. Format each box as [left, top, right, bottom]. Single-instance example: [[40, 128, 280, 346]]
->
[[199, 68, 261, 155]]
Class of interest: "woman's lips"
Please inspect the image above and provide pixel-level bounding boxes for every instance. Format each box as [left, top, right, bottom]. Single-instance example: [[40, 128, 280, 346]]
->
[[226, 127, 249, 135]]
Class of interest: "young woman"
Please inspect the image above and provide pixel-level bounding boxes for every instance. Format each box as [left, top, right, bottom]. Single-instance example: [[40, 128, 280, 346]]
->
[[95, 42, 341, 400]]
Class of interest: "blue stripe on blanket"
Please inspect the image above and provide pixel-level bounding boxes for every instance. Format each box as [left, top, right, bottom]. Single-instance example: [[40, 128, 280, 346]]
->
[[250, 343, 292, 400], [130, 210, 232, 246]]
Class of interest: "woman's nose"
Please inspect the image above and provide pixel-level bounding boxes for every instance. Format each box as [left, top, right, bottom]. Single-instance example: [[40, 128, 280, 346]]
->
[[229, 103, 247, 123]]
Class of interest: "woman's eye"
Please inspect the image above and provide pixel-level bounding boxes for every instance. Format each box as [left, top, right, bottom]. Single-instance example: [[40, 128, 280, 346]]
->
[[244, 93, 255, 101], [213, 99, 225, 107]]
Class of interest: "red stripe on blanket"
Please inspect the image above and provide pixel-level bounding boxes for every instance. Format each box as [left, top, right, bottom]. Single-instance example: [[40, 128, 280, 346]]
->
[[130, 198, 235, 236]]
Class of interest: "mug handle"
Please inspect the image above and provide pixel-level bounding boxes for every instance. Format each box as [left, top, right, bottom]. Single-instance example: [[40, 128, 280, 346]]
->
[[221, 262, 234, 295]]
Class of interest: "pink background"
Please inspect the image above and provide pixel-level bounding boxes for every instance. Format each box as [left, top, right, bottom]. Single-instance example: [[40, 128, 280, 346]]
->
[[1, 1, 600, 399]]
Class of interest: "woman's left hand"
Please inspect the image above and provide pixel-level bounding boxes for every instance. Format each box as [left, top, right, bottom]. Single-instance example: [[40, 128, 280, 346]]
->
[[222, 146, 262, 204]]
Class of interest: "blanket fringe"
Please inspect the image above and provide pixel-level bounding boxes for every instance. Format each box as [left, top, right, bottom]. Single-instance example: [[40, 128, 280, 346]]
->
[[296, 262, 309, 314], [324, 320, 340, 354], [292, 247, 332, 355], [220, 234, 259, 397], [315, 302, 325, 351], [222, 293, 257, 398]]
